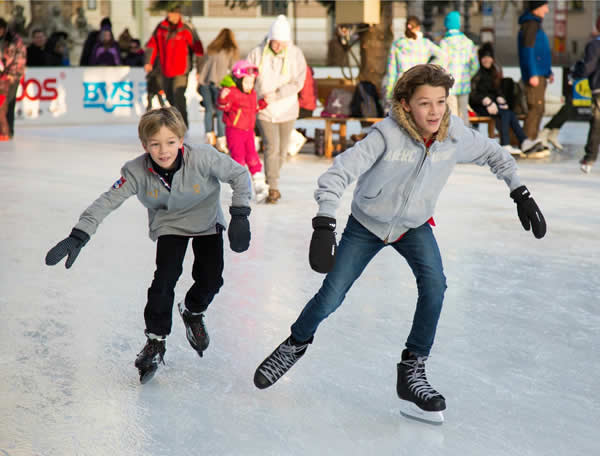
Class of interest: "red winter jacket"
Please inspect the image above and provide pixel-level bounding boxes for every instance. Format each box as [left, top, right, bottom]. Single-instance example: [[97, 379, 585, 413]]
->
[[217, 86, 267, 131], [146, 19, 204, 78]]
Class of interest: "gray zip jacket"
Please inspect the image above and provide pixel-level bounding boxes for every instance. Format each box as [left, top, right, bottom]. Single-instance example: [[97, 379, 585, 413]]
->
[[75, 144, 251, 241], [315, 103, 522, 242]]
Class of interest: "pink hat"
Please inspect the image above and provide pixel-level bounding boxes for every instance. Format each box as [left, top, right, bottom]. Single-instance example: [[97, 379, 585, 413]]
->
[[232, 60, 259, 79]]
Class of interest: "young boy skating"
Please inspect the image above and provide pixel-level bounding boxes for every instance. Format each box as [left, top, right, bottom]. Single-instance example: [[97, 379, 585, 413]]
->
[[46, 106, 252, 383], [254, 64, 547, 424]]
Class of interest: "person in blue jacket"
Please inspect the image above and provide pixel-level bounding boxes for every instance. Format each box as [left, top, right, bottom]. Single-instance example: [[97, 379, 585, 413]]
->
[[518, 0, 552, 141], [253, 64, 547, 425]]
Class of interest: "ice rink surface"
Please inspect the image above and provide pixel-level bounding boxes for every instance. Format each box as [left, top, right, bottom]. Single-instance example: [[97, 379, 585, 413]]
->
[[1, 121, 599, 456]]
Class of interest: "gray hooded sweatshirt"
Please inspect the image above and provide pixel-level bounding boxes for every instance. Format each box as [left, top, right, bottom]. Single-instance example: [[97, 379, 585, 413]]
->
[[314, 103, 522, 243], [74, 144, 251, 241]]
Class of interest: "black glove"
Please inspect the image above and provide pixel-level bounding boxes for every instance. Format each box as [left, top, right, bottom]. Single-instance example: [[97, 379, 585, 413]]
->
[[228, 206, 251, 253], [45, 228, 90, 268], [510, 185, 546, 239], [309, 216, 337, 273]]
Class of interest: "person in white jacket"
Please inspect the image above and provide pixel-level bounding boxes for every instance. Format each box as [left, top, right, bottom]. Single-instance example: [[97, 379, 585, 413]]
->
[[247, 15, 307, 204]]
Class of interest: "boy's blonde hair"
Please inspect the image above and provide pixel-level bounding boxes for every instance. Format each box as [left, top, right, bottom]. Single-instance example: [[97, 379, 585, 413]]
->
[[393, 64, 455, 103], [138, 106, 187, 144]]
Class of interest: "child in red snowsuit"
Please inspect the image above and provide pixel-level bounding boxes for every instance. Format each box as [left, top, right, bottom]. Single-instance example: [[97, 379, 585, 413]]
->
[[217, 60, 269, 202]]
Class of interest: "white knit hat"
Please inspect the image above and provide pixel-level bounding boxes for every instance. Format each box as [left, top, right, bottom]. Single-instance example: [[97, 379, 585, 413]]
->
[[268, 15, 291, 42]]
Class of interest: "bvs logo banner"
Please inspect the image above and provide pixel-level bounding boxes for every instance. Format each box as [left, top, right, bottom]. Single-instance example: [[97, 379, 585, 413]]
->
[[83, 81, 136, 112]]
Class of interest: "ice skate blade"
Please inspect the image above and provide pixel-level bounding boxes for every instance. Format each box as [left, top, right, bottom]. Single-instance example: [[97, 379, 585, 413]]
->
[[399, 400, 444, 425]]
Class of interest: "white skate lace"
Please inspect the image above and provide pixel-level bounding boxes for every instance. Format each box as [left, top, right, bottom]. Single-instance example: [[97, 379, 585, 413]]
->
[[403, 357, 440, 401], [259, 340, 308, 384]]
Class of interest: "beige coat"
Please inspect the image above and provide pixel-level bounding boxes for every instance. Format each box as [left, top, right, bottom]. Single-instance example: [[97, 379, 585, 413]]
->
[[247, 42, 307, 123]]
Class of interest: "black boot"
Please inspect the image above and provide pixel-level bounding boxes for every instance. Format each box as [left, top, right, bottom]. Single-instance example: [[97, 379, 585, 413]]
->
[[254, 335, 313, 389], [178, 302, 210, 357], [396, 349, 446, 424], [135, 335, 166, 384]]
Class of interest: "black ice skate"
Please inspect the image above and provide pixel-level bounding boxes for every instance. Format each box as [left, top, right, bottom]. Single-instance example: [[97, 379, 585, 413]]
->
[[254, 335, 312, 389], [178, 302, 209, 357], [396, 349, 446, 424], [135, 336, 166, 384]]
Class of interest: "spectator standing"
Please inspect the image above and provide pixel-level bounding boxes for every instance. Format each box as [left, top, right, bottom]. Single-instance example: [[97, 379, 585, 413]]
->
[[124, 39, 145, 66], [197, 28, 239, 150], [247, 15, 307, 204], [45, 31, 69, 66], [439, 11, 478, 124], [383, 16, 444, 103], [80, 17, 112, 66], [571, 26, 600, 173], [518, 1, 553, 141], [470, 42, 549, 158], [27, 28, 49, 66], [0, 18, 26, 140], [145, 2, 204, 128], [89, 26, 121, 66]]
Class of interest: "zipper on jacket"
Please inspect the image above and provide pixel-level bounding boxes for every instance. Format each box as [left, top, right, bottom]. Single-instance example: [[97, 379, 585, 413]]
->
[[233, 108, 242, 126], [383, 142, 431, 243]]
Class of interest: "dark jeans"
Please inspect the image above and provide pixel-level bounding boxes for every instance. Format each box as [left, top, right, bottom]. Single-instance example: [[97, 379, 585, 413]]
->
[[199, 83, 225, 137], [162, 74, 189, 127], [495, 109, 527, 146], [584, 94, 600, 163], [145, 232, 224, 336], [291, 215, 447, 357]]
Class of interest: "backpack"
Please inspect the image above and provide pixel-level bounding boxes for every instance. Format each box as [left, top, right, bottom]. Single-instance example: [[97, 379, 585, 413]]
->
[[321, 88, 353, 118], [298, 66, 317, 111], [501, 77, 528, 115], [350, 81, 384, 118]]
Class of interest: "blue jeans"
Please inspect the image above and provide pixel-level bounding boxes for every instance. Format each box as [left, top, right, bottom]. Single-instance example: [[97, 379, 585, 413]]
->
[[199, 83, 224, 137], [291, 215, 447, 356], [495, 109, 527, 146]]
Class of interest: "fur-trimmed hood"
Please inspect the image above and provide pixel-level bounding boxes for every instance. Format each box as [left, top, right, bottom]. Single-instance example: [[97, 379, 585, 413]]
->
[[389, 97, 453, 144]]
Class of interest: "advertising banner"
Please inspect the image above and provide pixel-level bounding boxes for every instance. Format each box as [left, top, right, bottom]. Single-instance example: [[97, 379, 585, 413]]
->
[[15, 67, 202, 126]]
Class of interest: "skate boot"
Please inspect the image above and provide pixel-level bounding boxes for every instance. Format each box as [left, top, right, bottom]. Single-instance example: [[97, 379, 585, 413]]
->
[[396, 349, 446, 424], [178, 302, 210, 357], [135, 334, 166, 384], [254, 335, 313, 389], [521, 138, 550, 159], [216, 136, 229, 154], [205, 131, 216, 146], [252, 172, 269, 203], [580, 159, 593, 174]]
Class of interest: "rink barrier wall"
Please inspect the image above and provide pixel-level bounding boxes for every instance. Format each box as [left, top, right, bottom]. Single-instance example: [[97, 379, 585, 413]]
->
[[15, 67, 203, 126], [15, 66, 566, 128]]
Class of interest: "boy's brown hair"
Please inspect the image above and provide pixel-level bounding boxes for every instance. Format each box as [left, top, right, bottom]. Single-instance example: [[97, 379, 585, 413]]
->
[[392, 64, 455, 103], [138, 106, 187, 144]]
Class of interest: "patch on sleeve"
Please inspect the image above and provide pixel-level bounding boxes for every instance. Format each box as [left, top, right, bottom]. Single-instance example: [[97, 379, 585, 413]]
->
[[112, 176, 127, 189]]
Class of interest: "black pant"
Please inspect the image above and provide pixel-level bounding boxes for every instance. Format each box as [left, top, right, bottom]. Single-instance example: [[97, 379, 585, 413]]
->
[[7, 81, 18, 137], [584, 94, 600, 163], [544, 103, 574, 130], [162, 74, 189, 127], [145, 232, 224, 336]]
